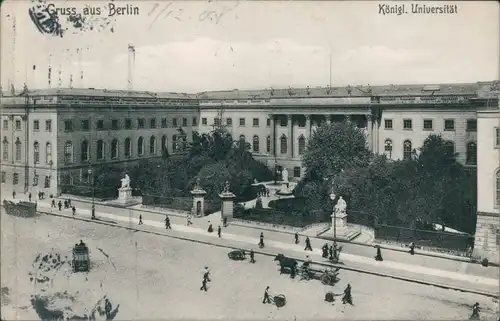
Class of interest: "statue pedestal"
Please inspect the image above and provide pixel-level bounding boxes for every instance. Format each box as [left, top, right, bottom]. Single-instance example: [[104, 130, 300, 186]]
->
[[191, 188, 207, 217], [118, 187, 132, 202], [326, 212, 360, 241], [219, 192, 236, 222], [276, 182, 293, 196]]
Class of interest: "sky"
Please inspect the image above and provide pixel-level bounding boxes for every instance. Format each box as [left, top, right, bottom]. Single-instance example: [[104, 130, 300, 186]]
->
[[1, 0, 499, 93]]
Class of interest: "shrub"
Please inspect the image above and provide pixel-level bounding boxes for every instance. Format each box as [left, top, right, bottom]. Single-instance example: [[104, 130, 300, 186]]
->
[[481, 258, 489, 267]]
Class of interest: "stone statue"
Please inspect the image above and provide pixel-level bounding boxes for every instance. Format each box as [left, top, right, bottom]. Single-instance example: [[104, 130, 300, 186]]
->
[[194, 177, 201, 190], [121, 174, 131, 188], [282, 168, 289, 183], [334, 196, 347, 216], [223, 181, 230, 193]]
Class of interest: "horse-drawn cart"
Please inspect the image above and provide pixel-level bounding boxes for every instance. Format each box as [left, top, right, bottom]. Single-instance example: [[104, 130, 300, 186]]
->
[[272, 294, 287, 308], [228, 249, 246, 261], [72, 240, 90, 273]]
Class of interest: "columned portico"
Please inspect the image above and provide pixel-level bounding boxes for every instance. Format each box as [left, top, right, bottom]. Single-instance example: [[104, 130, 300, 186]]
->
[[287, 115, 293, 158]]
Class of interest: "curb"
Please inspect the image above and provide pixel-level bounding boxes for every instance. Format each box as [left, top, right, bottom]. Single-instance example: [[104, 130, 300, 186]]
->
[[37, 210, 499, 299]]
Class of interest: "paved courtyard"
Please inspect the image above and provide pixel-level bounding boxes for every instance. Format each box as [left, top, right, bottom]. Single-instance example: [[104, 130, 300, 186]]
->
[[1, 212, 499, 320]]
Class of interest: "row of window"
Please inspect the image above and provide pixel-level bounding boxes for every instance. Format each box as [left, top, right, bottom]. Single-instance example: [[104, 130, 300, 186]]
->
[[239, 134, 307, 155], [3, 119, 53, 132], [2, 138, 52, 164], [384, 118, 477, 132], [383, 139, 477, 164], [63, 117, 196, 132], [202, 117, 315, 128], [64, 135, 186, 163], [0, 172, 51, 188]]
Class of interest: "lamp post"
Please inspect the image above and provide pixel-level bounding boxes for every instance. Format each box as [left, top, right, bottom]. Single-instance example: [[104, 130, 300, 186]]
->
[[274, 158, 278, 184], [88, 168, 95, 219], [330, 192, 336, 247]]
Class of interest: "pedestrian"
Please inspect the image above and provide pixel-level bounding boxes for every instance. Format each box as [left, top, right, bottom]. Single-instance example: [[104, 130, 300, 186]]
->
[[223, 217, 228, 227], [375, 245, 383, 261], [51, 199, 56, 208], [58, 201, 62, 211], [266, 189, 269, 197], [64, 200, 68, 209], [342, 284, 353, 305], [329, 244, 334, 260], [38, 192, 41, 200], [217, 225, 221, 238], [165, 216, 171, 229], [250, 249, 256, 263], [294, 232, 299, 244], [28, 192, 32, 202], [262, 286, 271, 304], [207, 221, 213, 233], [470, 302, 480, 320], [72, 206, 76, 216], [203, 266, 211, 282], [200, 278, 208, 292], [138, 214, 143, 225], [321, 243, 329, 258], [42, 192, 45, 199], [67, 199, 71, 207], [304, 236, 312, 251], [258, 232, 264, 248], [186, 215, 192, 226], [12, 191, 16, 199], [409, 242, 415, 255]]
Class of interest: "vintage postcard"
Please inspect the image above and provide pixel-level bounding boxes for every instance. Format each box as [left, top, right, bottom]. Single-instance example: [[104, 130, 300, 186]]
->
[[1, 0, 499, 320]]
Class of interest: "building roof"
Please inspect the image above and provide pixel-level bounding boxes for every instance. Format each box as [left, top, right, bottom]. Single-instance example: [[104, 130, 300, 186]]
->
[[19, 88, 198, 100]]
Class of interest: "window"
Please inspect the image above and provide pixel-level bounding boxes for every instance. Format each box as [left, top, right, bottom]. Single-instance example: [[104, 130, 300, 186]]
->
[[150, 118, 156, 129], [201, 118, 207, 126], [161, 118, 168, 128], [96, 140, 104, 160], [2, 138, 8, 161], [173, 135, 178, 151], [150, 136, 156, 155], [403, 119, 412, 130], [96, 120, 104, 130], [298, 135, 306, 155], [1, 171, 5, 183], [44, 176, 50, 188], [266, 136, 271, 153], [13, 173, 18, 185], [182, 118, 187, 127], [125, 118, 132, 129], [81, 119, 90, 131], [384, 139, 393, 157], [111, 119, 119, 130], [81, 140, 89, 162], [252, 135, 260, 153], [64, 141, 73, 164], [384, 119, 393, 129], [423, 119, 433, 130], [15, 120, 21, 130], [495, 128, 500, 148], [137, 137, 144, 156], [280, 135, 287, 154], [161, 135, 167, 152], [239, 118, 245, 126], [33, 142, 40, 164], [298, 117, 306, 128], [138, 118, 145, 129], [403, 140, 412, 160], [444, 141, 455, 156], [15, 138, 21, 161], [253, 118, 259, 127], [46, 142, 52, 164], [444, 119, 455, 131], [466, 142, 477, 165], [226, 118, 232, 127], [33, 120, 40, 131], [33, 174, 38, 186], [171, 118, 177, 127], [3, 120, 7, 129], [293, 167, 301, 178], [267, 118, 271, 127], [466, 119, 477, 132], [192, 117, 197, 126], [45, 120, 52, 132], [124, 138, 131, 157], [64, 120, 73, 132], [214, 118, 220, 127], [279, 116, 287, 127], [496, 170, 500, 207], [111, 139, 118, 159]]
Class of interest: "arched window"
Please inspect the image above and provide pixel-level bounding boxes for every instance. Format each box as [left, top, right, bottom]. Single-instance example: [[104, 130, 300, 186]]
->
[[445, 141, 455, 156], [161, 135, 167, 152], [252, 135, 259, 153], [150, 136, 156, 155], [45, 142, 52, 164], [33, 141, 40, 164], [384, 139, 393, 158], [496, 169, 500, 207], [403, 140, 412, 160], [15, 138, 21, 161], [298, 135, 306, 155], [2, 137, 8, 161], [266, 136, 271, 153], [80, 140, 88, 162], [111, 139, 118, 159], [137, 137, 144, 156], [172, 135, 177, 151], [239, 134, 245, 142], [280, 135, 287, 154], [238, 135, 246, 149], [466, 142, 477, 165], [96, 140, 104, 160], [64, 141, 73, 164], [124, 138, 131, 157]]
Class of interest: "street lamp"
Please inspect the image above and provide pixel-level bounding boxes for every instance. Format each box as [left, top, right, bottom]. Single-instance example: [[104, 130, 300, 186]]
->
[[274, 158, 278, 184], [88, 168, 95, 219], [329, 192, 337, 247]]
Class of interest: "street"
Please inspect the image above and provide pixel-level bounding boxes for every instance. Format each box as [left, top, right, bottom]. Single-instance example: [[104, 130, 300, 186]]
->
[[1, 211, 499, 320]]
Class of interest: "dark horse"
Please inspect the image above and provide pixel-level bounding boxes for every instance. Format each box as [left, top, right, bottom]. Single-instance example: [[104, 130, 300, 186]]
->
[[274, 254, 298, 276]]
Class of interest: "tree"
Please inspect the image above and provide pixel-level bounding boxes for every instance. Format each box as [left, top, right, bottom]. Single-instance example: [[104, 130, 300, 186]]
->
[[302, 120, 372, 181]]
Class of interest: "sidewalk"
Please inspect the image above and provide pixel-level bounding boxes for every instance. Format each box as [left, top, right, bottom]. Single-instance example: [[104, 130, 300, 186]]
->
[[32, 200, 499, 296]]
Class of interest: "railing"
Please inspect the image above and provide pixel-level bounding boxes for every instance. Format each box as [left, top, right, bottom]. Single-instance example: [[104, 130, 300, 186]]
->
[[231, 218, 303, 233]]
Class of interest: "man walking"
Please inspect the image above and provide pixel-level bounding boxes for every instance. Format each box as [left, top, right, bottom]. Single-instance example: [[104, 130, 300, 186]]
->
[[28, 192, 32, 202], [165, 215, 171, 229], [409, 242, 415, 255], [12, 191, 16, 199], [203, 266, 211, 282], [58, 201, 62, 211], [138, 214, 143, 225], [217, 225, 222, 238], [186, 215, 193, 226], [262, 286, 271, 304], [294, 232, 299, 244], [72, 206, 76, 216], [200, 278, 208, 292], [304, 236, 313, 251], [249, 249, 256, 263], [258, 232, 265, 248]]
